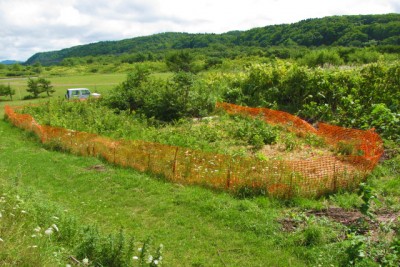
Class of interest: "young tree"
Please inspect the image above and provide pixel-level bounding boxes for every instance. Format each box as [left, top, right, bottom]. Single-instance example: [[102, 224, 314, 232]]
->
[[26, 78, 54, 98], [0, 84, 15, 100], [26, 78, 41, 98], [37, 78, 55, 96], [165, 51, 196, 73], [106, 66, 151, 113]]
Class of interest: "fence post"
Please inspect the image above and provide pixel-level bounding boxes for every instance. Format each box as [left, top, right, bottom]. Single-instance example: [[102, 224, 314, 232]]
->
[[147, 151, 151, 171], [333, 161, 337, 193], [226, 165, 231, 189], [173, 147, 179, 180], [289, 170, 294, 198], [113, 142, 116, 164]]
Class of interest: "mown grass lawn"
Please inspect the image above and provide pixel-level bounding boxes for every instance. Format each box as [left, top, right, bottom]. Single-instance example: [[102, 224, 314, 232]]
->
[[0, 119, 309, 266], [0, 72, 172, 102]]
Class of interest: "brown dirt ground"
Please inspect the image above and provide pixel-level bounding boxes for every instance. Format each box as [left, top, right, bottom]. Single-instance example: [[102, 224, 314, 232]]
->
[[280, 207, 400, 234]]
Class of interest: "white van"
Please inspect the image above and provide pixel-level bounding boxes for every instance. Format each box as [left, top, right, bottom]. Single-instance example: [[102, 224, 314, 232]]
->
[[65, 88, 101, 100]]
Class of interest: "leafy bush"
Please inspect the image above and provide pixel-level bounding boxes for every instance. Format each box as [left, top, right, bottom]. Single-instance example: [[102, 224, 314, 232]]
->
[[230, 115, 279, 150], [106, 69, 216, 122], [300, 49, 344, 67], [218, 61, 400, 141], [366, 103, 399, 141]]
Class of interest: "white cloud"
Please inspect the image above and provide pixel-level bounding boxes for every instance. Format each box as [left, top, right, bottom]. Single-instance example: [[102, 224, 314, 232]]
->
[[0, 0, 398, 61]]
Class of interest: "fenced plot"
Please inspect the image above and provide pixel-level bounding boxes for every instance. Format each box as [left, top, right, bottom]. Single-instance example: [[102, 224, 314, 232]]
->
[[5, 103, 383, 198]]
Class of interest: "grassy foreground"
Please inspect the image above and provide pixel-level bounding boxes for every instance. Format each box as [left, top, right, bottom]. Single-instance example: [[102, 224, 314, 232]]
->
[[0, 119, 311, 266]]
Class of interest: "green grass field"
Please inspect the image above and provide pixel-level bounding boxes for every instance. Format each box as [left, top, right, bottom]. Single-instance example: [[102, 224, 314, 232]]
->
[[0, 73, 172, 119], [0, 72, 172, 105]]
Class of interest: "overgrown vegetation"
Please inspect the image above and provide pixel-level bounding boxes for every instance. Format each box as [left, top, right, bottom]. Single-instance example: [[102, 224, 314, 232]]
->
[[21, 99, 288, 155], [210, 61, 400, 142]]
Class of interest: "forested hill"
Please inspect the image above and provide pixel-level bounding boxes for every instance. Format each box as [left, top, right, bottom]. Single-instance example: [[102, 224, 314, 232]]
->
[[26, 13, 400, 65]]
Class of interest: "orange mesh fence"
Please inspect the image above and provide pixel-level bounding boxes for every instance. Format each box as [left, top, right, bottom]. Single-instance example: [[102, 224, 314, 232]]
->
[[4, 103, 383, 198], [216, 102, 383, 171]]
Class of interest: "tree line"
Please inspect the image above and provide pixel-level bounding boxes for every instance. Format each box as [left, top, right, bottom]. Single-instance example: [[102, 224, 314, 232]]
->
[[25, 14, 400, 66]]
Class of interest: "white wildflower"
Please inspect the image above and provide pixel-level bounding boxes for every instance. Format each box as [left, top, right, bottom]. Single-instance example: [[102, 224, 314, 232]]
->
[[31, 234, 37, 238], [132, 256, 139, 260], [154, 260, 159, 265], [21, 210, 27, 214], [66, 264, 72, 267], [30, 245, 38, 248], [147, 255, 153, 264], [82, 258, 89, 265], [45, 228, 53, 235], [0, 238, 3, 242], [138, 247, 142, 252], [34, 226, 41, 232], [52, 224, 59, 232]]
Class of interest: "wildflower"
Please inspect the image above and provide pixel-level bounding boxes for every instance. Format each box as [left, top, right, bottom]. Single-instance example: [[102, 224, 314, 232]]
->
[[31, 234, 37, 238], [82, 258, 89, 265], [154, 260, 159, 265], [138, 247, 142, 252], [21, 210, 27, 214], [147, 255, 153, 264], [52, 224, 59, 232], [34, 226, 41, 232], [45, 228, 53, 235], [132, 256, 139, 260], [0, 238, 3, 242], [66, 264, 72, 267]]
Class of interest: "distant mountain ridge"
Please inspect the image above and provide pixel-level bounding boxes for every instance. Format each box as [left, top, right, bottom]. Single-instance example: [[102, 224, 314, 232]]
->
[[26, 13, 400, 65], [1, 60, 22, 65]]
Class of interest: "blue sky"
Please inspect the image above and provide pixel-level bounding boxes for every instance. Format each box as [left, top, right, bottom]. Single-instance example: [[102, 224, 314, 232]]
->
[[1, 0, 399, 62]]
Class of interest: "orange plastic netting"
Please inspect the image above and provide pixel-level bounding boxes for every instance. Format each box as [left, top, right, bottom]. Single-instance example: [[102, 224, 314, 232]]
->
[[4, 103, 384, 198]]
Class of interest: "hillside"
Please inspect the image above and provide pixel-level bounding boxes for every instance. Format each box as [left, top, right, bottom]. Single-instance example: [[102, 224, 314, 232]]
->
[[26, 13, 400, 65]]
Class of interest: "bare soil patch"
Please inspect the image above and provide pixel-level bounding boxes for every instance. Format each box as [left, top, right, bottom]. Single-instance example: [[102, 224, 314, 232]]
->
[[85, 164, 107, 172], [280, 207, 400, 234]]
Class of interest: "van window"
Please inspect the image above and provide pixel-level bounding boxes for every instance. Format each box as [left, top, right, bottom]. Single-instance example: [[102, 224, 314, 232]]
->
[[81, 90, 90, 95]]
